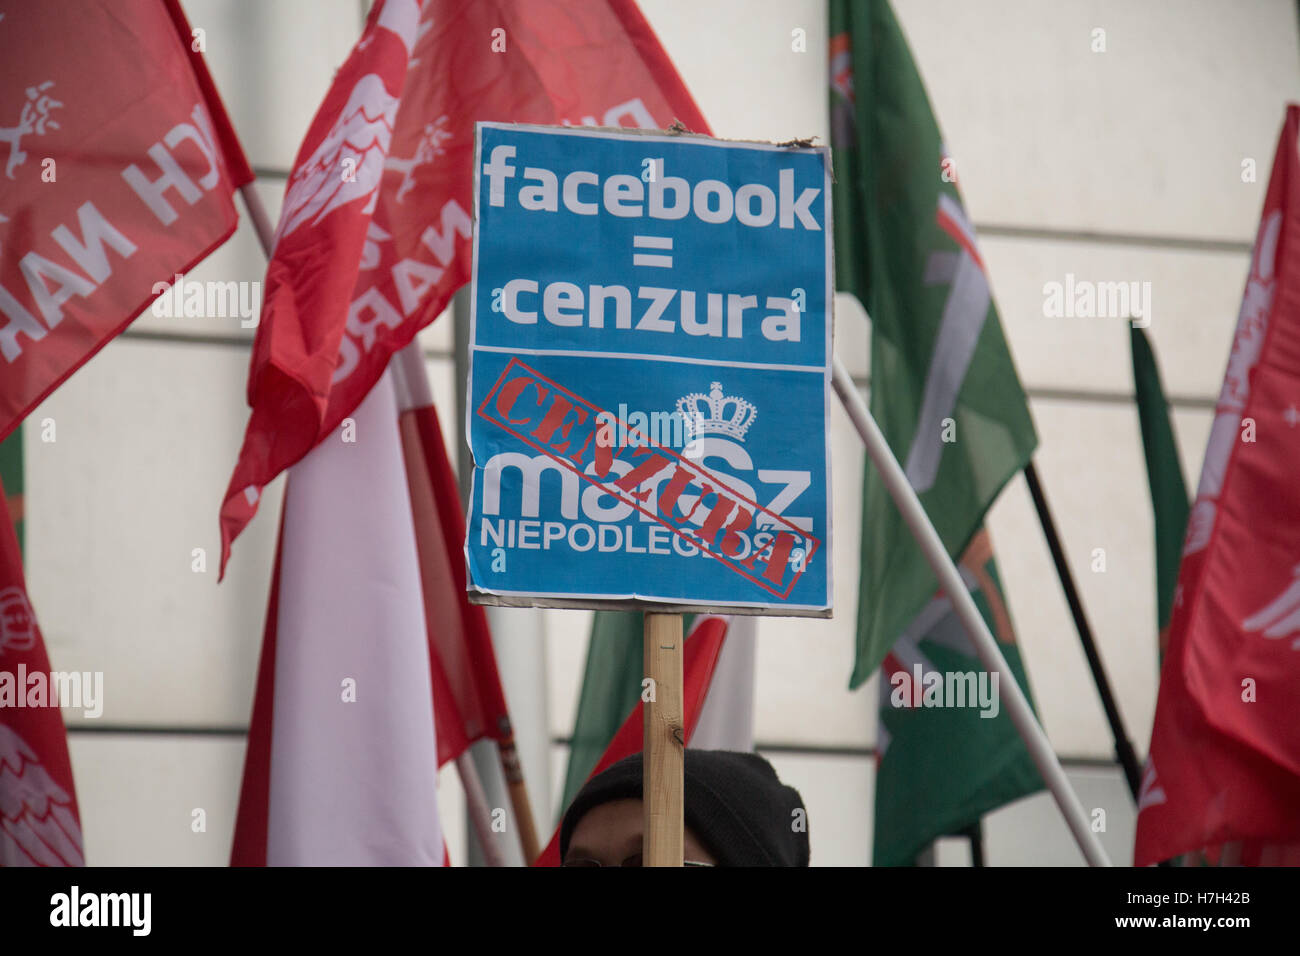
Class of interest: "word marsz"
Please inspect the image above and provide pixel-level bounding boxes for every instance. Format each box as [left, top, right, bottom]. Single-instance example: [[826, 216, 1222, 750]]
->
[[50, 886, 151, 936], [478, 358, 817, 598], [889, 664, 1000, 719]]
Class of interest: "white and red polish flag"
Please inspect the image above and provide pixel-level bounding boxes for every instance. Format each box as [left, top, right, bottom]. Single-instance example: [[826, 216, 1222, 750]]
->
[[230, 371, 446, 866], [231, 361, 521, 866], [217, 0, 711, 573], [1135, 105, 1300, 866], [0, 475, 83, 866], [0, 0, 253, 441]]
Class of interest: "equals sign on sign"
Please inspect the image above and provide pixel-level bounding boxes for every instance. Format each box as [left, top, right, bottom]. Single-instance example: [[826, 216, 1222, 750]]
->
[[633, 235, 673, 268]]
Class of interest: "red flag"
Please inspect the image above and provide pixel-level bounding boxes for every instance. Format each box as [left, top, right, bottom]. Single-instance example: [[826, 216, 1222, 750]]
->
[[227, 512, 281, 866], [0, 0, 252, 441], [398, 397, 511, 764], [218, 0, 711, 573], [1135, 105, 1300, 866], [0, 476, 83, 866], [532, 616, 728, 866]]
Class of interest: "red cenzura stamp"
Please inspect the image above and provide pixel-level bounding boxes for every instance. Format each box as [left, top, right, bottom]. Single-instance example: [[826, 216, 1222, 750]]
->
[[477, 357, 820, 600]]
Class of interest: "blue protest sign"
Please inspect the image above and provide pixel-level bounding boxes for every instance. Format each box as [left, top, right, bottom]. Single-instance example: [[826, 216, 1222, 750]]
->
[[466, 123, 832, 616]]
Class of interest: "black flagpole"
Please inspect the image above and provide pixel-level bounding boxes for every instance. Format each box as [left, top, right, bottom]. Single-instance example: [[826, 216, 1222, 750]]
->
[[1024, 461, 1143, 801], [965, 822, 985, 867]]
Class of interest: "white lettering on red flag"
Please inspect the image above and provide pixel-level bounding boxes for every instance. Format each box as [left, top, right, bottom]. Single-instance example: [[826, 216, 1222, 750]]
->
[[0, 0, 252, 440], [218, 0, 711, 573], [0, 475, 83, 867]]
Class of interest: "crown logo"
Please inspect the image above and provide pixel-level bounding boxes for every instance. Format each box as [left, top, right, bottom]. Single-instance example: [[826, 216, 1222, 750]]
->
[[677, 382, 757, 442]]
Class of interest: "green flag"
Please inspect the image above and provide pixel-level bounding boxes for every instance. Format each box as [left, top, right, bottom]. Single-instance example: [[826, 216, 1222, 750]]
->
[[559, 610, 645, 813], [0, 428, 20, 554], [829, 0, 1038, 687], [559, 610, 695, 815], [873, 527, 1043, 866], [1129, 325, 1190, 655]]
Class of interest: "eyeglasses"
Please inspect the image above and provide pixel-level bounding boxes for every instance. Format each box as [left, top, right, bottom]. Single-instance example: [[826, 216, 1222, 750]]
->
[[562, 853, 714, 867]]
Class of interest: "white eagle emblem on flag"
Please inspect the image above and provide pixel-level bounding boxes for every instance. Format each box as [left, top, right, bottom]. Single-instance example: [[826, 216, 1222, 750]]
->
[[274, 73, 399, 244], [0, 585, 36, 655], [1242, 563, 1300, 650], [0, 725, 84, 866], [0, 80, 63, 180]]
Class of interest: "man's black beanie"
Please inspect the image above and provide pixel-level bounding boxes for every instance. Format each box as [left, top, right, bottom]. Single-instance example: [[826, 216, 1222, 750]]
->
[[559, 749, 810, 866]]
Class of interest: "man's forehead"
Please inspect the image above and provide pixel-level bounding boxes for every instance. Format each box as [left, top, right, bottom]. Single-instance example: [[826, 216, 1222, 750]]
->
[[564, 797, 718, 865], [565, 798, 644, 863]]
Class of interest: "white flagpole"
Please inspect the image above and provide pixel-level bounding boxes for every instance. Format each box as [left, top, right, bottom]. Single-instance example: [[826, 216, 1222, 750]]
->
[[453, 751, 506, 868], [389, 345, 507, 867], [239, 183, 275, 258], [831, 356, 1111, 867]]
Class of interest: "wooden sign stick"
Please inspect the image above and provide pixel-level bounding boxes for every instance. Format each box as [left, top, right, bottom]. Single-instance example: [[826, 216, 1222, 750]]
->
[[642, 612, 684, 867]]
